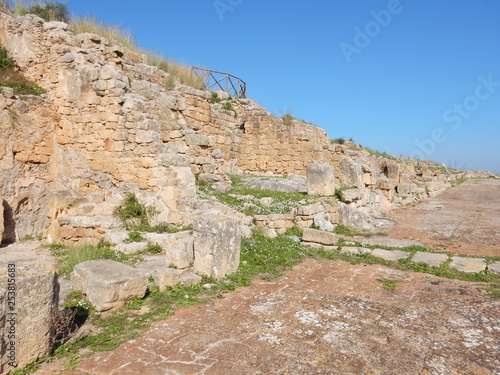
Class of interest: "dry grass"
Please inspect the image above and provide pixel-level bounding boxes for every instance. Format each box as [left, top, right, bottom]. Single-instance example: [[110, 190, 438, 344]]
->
[[8, 4, 203, 90], [145, 51, 204, 89], [68, 17, 203, 90], [69, 16, 136, 49]]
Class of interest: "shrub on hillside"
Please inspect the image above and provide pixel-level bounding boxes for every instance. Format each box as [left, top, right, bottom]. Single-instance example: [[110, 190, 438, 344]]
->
[[14, 0, 69, 22]]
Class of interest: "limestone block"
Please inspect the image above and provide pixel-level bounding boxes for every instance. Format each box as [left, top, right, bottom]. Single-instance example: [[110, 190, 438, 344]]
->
[[449, 257, 486, 273], [302, 228, 339, 246], [297, 203, 324, 216], [193, 211, 242, 279], [71, 259, 148, 312], [338, 203, 372, 231], [396, 183, 417, 196], [154, 268, 182, 289], [199, 174, 222, 184], [339, 158, 363, 188], [489, 262, 500, 275], [399, 172, 415, 184], [115, 242, 149, 255], [135, 130, 160, 143], [0, 196, 4, 243], [306, 163, 335, 195], [313, 213, 334, 232], [421, 165, 431, 177], [186, 134, 215, 147], [386, 163, 400, 181], [340, 247, 372, 255], [180, 272, 202, 285], [57, 215, 120, 229], [377, 177, 396, 191], [0, 244, 58, 373], [371, 249, 410, 261], [144, 231, 194, 269], [411, 252, 448, 267]]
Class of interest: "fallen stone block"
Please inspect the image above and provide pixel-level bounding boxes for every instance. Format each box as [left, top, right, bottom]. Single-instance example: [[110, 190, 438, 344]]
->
[[145, 231, 194, 269], [115, 241, 149, 254], [180, 272, 202, 285], [339, 158, 364, 188], [297, 203, 324, 216], [488, 262, 500, 275], [340, 247, 372, 255], [0, 243, 58, 373], [193, 211, 241, 278], [449, 257, 486, 273], [371, 249, 410, 261], [302, 228, 339, 246], [71, 259, 148, 312], [302, 242, 337, 251], [313, 213, 334, 232], [338, 203, 372, 231], [306, 163, 335, 195], [135, 258, 183, 290], [411, 252, 449, 267]]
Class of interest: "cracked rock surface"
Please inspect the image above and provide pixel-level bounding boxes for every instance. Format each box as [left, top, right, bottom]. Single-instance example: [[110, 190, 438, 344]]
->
[[37, 259, 499, 375]]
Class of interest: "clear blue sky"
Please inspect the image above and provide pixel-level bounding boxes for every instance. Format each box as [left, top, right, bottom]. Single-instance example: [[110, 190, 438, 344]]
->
[[67, 0, 500, 173]]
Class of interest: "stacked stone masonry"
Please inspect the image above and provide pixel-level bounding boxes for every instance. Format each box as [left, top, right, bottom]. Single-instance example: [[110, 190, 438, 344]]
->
[[0, 13, 458, 244]]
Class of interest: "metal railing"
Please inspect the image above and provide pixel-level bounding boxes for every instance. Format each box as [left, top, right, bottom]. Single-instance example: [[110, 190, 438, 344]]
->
[[191, 67, 247, 98]]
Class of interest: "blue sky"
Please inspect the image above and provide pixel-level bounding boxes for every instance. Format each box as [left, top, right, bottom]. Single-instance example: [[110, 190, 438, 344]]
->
[[67, 0, 500, 173]]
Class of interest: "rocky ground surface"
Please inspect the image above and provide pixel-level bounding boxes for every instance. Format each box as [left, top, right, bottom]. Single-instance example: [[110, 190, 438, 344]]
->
[[37, 259, 499, 375], [383, 179, 500, 257], [34, 179, 500, 375]]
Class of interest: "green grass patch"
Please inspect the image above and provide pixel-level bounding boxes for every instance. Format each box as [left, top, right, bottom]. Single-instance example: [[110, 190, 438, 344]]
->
[[124, 231, 145, 243], [48, 242, 141, 277], [451, 177, 467, 187], [363, 146, 397, 161], [376, 278, 405, 291], [197, 177, 317, 216]]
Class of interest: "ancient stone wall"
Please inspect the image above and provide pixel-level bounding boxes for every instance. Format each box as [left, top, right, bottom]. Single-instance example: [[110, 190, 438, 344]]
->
[[0, 13, 458, 243]]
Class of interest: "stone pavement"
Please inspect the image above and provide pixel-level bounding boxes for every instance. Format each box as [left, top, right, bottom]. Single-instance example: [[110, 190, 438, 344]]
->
[[339, 246, 499, 274], [36, 259, 500, 375], [384, 179, 500, 257]]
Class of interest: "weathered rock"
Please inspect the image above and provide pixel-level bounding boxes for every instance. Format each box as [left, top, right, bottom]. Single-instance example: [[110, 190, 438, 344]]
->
[[0, 243, 58, 373], [0, 196, 4, 244], [193, 211, 242, 278], [338, 203, 371, 231], [371, 249, 410, 261], [386, 163, 400, 181], [136, 257, 182, 290], [411, 252, 449, 267], [306, 163, 335, 196], [199, 174, 222, 184], [313, 213, 334, 232], [339, 246, 372, 255], [115, 241, 149, 254], [449, 256, 486, 273], [144, 231, 194, 269], [302, 228, 339, 246], [339, 158, 363, 188], [70, 260, 148, 312], [297, 203, 324, 216], [179, 272, 202, 285], [241, 175, 306, 193], [489, 262, 500, 275]]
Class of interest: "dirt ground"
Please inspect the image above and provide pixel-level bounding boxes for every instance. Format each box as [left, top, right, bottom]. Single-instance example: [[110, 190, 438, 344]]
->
[[383, 179, 500, 257], [35, 180, 500, 375]]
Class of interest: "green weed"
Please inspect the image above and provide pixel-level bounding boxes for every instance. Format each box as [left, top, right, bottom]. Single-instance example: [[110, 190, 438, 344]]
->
[[113, 193, 157, 230], [377, 278, 405, 291]]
